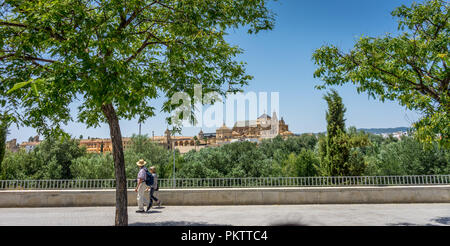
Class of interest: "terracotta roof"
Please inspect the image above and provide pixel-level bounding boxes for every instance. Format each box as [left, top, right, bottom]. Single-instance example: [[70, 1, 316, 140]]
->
[[19, 141, 41, 147]]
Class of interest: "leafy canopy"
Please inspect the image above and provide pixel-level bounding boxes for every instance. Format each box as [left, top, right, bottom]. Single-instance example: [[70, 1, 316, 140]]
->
[[312, 0, 449, 147], [0, 0, 276, 134]]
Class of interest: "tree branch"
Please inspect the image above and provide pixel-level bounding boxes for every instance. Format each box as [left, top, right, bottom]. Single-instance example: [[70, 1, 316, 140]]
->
[[125, 31, 168, 63], [0, 54, 14, 60], [0, 21, 27, 28], [22, 56, 56, 63], [118, 1, 158, 32], [341, 50, 442, 103], [0, 21, 66, 41]]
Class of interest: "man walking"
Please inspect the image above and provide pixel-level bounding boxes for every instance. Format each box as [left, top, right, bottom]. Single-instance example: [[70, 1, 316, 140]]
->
[[146, 166, 161, 212], [135, 159, 149, 213]]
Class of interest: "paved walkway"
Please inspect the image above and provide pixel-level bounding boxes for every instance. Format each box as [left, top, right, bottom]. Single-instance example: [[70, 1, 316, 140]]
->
[[0, 204, 449, 226]]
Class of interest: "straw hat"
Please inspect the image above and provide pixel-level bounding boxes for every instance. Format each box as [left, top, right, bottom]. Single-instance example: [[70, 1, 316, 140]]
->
[[136, 159, 147, 167]]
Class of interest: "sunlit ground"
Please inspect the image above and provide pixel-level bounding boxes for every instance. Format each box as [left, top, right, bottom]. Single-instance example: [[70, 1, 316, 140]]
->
[[0, 204, 449, 226]]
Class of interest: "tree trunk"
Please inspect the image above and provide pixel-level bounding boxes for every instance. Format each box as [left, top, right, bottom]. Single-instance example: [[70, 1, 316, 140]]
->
[[101, 103, 128, 226], [0, 124, 6, 176]]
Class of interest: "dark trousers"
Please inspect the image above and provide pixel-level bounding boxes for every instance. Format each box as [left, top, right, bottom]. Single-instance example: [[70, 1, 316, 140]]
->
[[149, 187, 158, 207]]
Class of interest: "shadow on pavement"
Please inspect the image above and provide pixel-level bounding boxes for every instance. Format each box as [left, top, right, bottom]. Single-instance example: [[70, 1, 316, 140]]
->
[[388, 222, 437, 226], [145, 210, 162, 214], [134, 210, 162, 214], [129, 221, 232, 226], [389, 216, 450, 226], [432, 217, 450, 225], [270, 223, 309, 226]]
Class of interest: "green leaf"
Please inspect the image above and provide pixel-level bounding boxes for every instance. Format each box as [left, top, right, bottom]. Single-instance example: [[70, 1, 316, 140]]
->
[[7, 81, 32, 94], [32, 83, 39, 96]]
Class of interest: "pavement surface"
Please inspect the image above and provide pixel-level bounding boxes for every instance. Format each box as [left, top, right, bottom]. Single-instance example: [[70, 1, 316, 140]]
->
[[0, 204, 449, 226]]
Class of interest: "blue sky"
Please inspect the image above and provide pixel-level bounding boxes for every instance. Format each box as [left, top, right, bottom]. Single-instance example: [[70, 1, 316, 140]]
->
[[8, 0, 423, 143]]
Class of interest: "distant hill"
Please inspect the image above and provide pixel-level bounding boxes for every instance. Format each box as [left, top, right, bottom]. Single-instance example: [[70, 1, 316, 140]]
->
[[356, 127, 410, 135]]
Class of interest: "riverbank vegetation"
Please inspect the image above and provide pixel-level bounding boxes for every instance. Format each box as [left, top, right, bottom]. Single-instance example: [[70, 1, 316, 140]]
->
[[1, 132, 448, 180]]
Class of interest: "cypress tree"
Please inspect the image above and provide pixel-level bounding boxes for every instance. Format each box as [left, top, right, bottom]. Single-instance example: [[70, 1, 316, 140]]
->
[[322, 90, 351, 176], [324, 89, 346, 138]]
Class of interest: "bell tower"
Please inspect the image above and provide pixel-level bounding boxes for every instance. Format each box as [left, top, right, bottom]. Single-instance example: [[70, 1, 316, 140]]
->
[[165, 128, 172, 150]]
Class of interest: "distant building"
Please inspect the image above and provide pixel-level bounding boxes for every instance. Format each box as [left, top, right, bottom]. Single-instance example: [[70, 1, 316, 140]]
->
[[232, 112, 293, 139], [380, 131, 409, 140], [19, 136, 41, 152], [14, 113, 293, 154], [78, 138, 133, 153], [6, 139, 19, 152], [216, 123, 233, 141], [138, 113, 293, 153]]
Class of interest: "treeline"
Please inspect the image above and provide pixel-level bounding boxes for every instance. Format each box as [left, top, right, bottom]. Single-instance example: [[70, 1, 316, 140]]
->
[[177, 133, 449, 178], [0, 135, 173, 180], [1, 132, 448, 180]]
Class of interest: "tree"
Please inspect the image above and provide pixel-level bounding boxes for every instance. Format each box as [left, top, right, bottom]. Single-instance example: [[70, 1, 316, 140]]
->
[[124, 134, 170, 179], [71, 153, 115, 179], [0, 115, 8, 177], [312, 0, 449, 148], [347, 126, 372, 154], [282, 150, 319, 177], [319, 90, 350, 176], [2, 136, 86, 179], [178, 141, 281, 178], [33, 136, 86, 179], [0, 0, 275, 225], [0, 111, 14, 178], [324, 90, 346, 140], [318, 90, 369, 176], [364, 137, 450, 176], [1, 148, 44, 180], [258, 134, 318, 162], [193, 136, 200, 151]]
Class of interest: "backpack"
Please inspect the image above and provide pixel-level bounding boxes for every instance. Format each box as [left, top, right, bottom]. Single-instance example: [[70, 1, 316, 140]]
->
[[143, 167, 154, 186]]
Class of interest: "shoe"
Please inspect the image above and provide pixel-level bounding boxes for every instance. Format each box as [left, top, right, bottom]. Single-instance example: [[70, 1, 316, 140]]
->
[[136, 210, 145, 213], [157, 200, 162, 207], [146, 204, 152, 212]]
